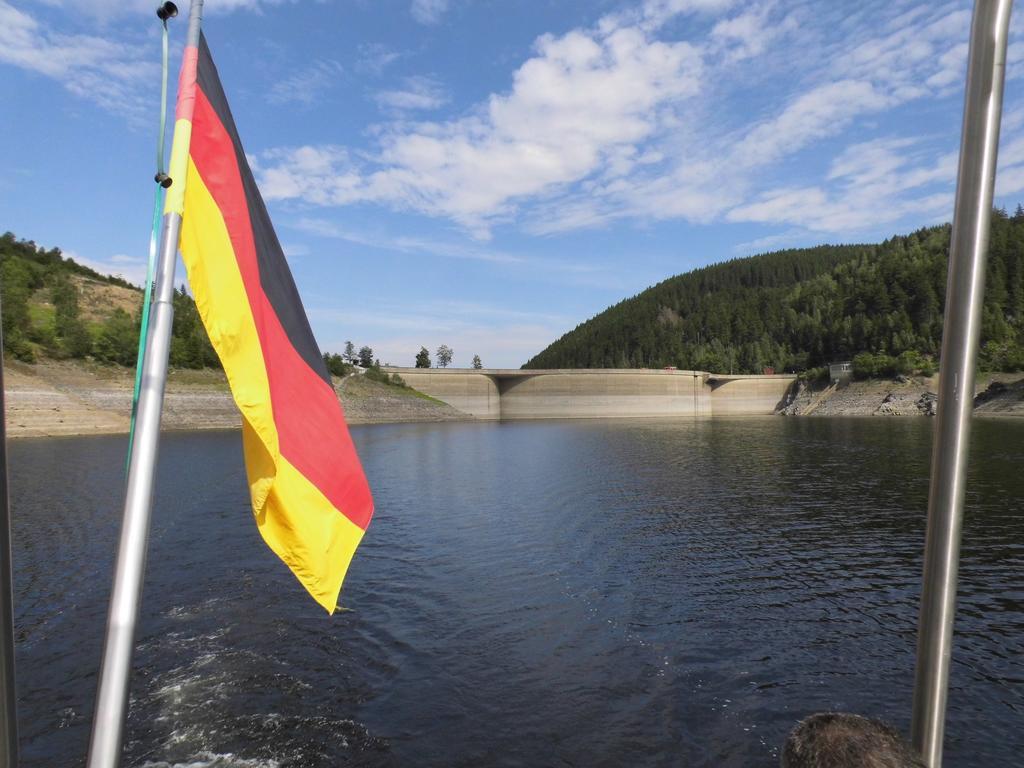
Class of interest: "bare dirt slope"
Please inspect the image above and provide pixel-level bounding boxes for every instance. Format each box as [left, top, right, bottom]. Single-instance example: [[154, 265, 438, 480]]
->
[[71, 276, 142, 325], [974, 377, 1024, 417], [3, 359, 470, 438], [4, 361, 130, 437], [335, 375, 468, 424], [782, 373, 1024, 418]]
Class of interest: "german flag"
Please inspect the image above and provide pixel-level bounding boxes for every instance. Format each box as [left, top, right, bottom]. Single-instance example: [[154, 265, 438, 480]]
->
[[164, 33, 373, 613]]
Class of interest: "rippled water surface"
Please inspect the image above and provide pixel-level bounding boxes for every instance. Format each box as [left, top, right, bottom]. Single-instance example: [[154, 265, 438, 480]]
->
[[10, 417, 1024, 766]]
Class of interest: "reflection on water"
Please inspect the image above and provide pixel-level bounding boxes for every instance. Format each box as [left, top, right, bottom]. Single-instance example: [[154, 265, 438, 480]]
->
[[9, 418, 1024, 766]]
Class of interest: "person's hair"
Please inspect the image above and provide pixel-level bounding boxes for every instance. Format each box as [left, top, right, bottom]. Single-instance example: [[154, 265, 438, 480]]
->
[[781, 713, 926, 768]]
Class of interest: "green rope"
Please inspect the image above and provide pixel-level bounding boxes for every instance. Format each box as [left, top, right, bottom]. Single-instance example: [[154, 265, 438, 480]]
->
[[157, 20, 169, 175], [126, 18, 171, 472]]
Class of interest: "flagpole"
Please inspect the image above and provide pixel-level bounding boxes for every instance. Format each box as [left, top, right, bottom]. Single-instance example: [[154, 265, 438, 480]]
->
[[86, 1, 203, 765], [911, 1, 1013, 766], [0, 293, 19, 767]]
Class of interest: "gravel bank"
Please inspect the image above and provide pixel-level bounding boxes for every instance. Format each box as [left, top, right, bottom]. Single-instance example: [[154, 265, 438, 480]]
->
[[781, 373, 1024, 418], [3, 359, 470, 439]]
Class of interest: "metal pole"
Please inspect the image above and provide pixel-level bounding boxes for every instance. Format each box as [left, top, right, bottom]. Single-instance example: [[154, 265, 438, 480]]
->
[[86, 2, 202, 765], [911, 2, 1013, 765], [0, 292, 19, 767]]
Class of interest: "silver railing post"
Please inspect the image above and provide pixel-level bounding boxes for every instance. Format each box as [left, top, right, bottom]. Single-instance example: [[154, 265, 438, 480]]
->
[[911, 2, 1014, 766], [86, 2, 203, 765], [0, 291, 19, 767], [85, 216, 180, 768]]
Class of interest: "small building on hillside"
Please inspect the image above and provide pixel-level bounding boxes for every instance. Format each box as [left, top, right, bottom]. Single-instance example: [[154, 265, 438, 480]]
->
[[829, 361, 853, 384]]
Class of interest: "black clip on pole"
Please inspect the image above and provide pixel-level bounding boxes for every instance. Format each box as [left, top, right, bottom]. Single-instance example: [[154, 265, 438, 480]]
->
[[156, 2, 178, 20]]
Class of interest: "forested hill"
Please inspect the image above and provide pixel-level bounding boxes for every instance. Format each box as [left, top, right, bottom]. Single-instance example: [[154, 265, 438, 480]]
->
[[524, 209, 1024, 376], [0, 231, 218, 368]]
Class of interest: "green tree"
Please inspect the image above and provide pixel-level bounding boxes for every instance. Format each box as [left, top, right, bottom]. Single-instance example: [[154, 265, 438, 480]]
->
[[343, 340, 356, 363], [50, 274, 91, 358], [94, 308, 139, 365], [0, 258, 36, 361], [358, 345, 374, 368], [522, 213, 1024, 375], [472, 354, 483, 369], [364, 360, 394, 385], [61, 317, 93, 359], [322, 352, 351, 377], [415, 346, 431, 368], [169, 286, 218, 368], [436, 344, 453, 368]]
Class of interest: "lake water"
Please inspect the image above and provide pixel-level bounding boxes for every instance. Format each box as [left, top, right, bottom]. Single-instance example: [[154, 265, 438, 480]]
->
[[9, 417, 1024, 767]]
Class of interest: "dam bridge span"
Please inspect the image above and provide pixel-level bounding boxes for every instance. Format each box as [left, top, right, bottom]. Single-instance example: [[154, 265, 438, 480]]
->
[[383, 367, 797, 420]]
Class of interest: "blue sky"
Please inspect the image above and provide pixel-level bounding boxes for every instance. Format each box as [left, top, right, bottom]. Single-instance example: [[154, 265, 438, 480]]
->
[[4, 0, 1024, 368]]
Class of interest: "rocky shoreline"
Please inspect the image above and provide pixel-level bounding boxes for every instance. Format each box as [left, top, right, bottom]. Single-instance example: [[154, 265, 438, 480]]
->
[[2, 359, 471, 439], [781, 373, 1024, 418], [4, 360, 1023, 438]]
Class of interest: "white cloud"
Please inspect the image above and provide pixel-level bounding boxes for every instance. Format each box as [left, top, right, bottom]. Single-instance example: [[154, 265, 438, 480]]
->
[[355, 43, 402, 76], [293, 217, 525, 264], [710, 2, 795, 64], [996, 165, 1024, 198], [728, 136, 959, 232], [376, 76, 448, 112], [66, 251, 148, 287], [411, 0, 449, 25], [995, 134, 1024, 198], [0, 1, 156, 120], [254, 1, 1008, 242], [290, 216, 622, 288], [281, 243, 309, 258], [926, 41, 968, 90], [561, 1, 992, 236], [259, 16, 703, 234], [827, 137, 917, 184], [639, 0, 740, 30], [255, 146, 364, 205], [831, 7, 973, 98], [268, 60, 343, 106], [733, 229, 809, 255], [731, 80, 890, 169], [729, 187, 829, 226]]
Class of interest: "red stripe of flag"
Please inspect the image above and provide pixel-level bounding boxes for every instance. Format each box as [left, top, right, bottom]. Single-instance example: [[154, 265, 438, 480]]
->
[[189, 86, 373, 530]]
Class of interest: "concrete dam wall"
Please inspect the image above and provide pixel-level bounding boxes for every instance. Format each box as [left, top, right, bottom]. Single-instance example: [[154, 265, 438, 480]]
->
[[385, 368, 796, 420]]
